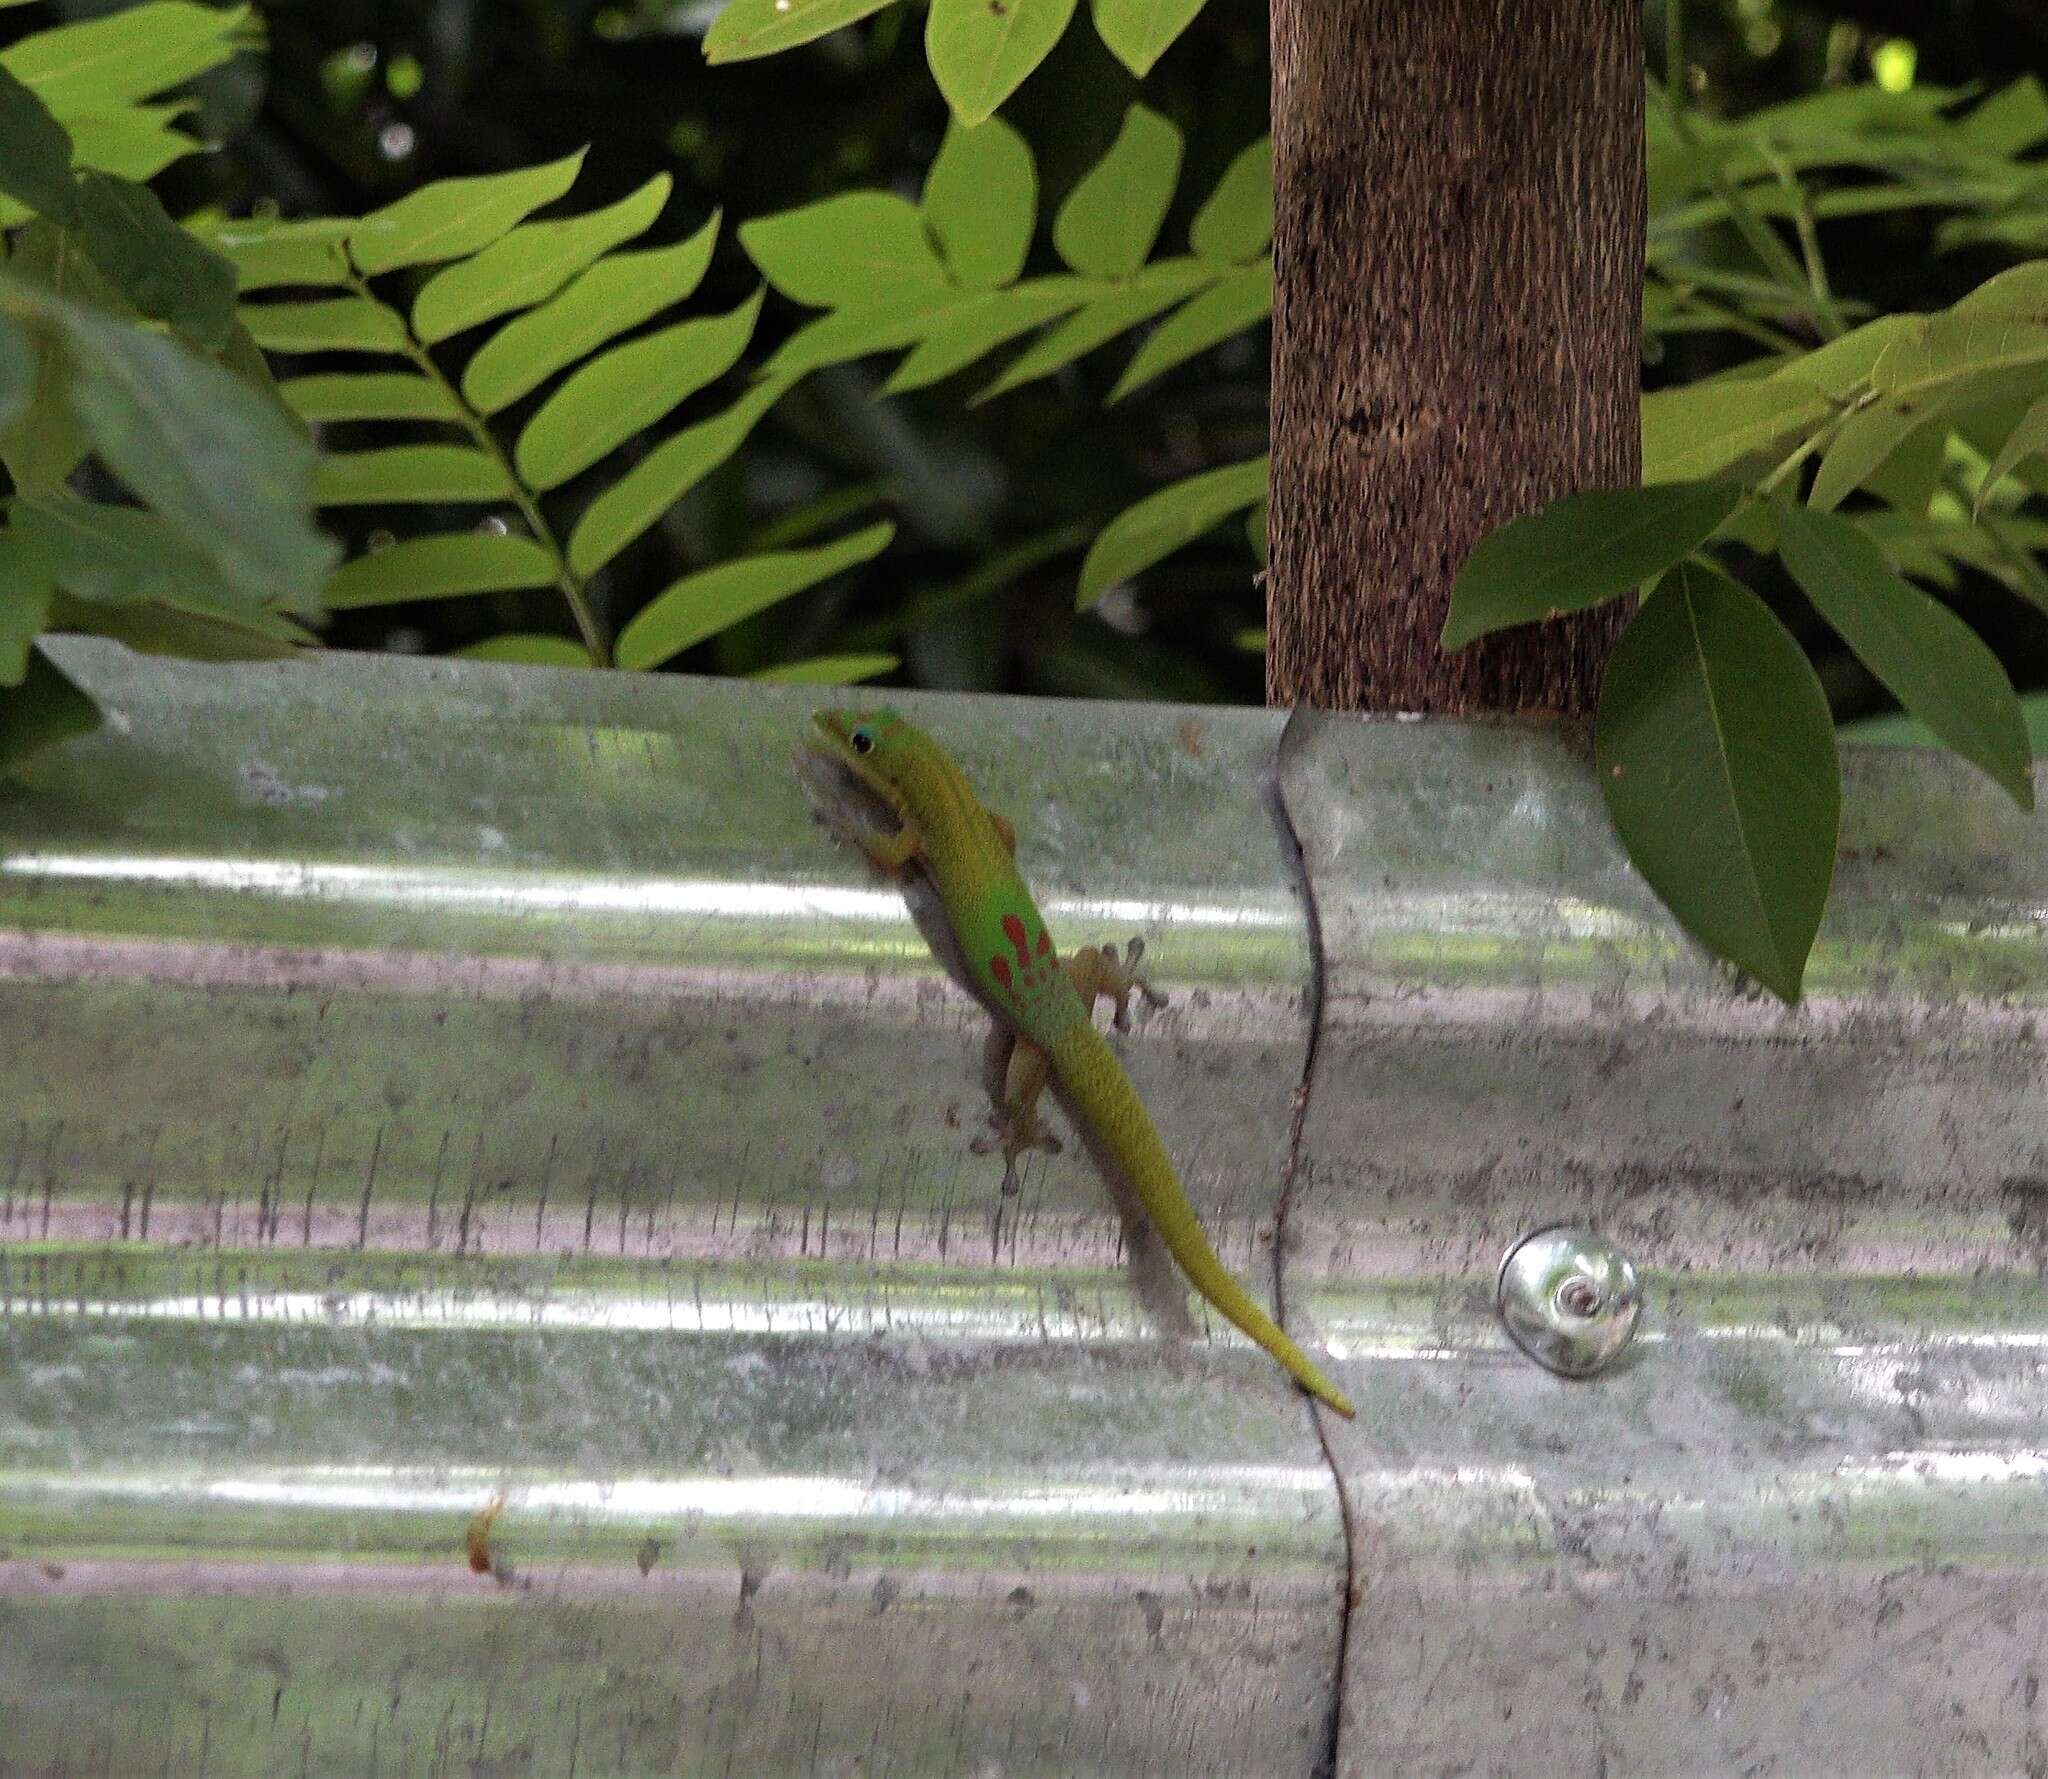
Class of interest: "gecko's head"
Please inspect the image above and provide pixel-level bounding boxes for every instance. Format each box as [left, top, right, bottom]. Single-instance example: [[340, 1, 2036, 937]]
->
[[810, 707, 918, 803]]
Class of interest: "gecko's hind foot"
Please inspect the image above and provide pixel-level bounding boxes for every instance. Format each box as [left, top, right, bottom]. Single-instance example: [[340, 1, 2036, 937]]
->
[[1097, 937, 1169, 1032]]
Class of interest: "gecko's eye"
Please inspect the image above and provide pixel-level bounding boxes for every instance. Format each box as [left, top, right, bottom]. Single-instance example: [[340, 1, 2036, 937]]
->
[[850, 727, 875, 756]]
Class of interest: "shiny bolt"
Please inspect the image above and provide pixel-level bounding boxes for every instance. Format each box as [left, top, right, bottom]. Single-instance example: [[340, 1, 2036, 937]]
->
[[1496, 1225, 1642, 1378]]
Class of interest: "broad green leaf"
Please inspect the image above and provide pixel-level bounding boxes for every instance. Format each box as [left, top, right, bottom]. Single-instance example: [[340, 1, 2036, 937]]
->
[[976, 260, 1211, 400], [0, 3, 255, 114], [1077, 455, 1266, 607], [280, 372, 460, 424], [75, 171, 235, 347], [1442, 481, 1743, 650], [1091, 0, 1204, 76], [617, 521, 895, 670], [324, 532, 558, 609], [350, 149, 586, 277], [1958, 76, 2048, 156], [1596, 560, 1839, 1003], [411, 173, 672, 345], [1053, 104, 1181, 276], [926, 0, 1079, 126], [567, 378, 786, 578], [63, 104, 194, 189], [1107, 259, 1268, 403], [50, 590, 308, 660], [1872, 313, 2048, 404], [515, 289, 762, 491], [54, 302, 335, 607], [241, 296, 407, 355], [1951, 261, 2048, 320], [884, 279, 1100, 391], [1846, 692, 2048, 758], [761, 300, 957, 379], [1807, 396, 1946, 514], [752, 652, 899, 685], [200, 217, 354, 292], [1977, 392, 2048, 513], [0, 645, 98, 775], [0, 66, 78, 222], [456, 633, 592, 666], [0, 224, 102, 491], [0, 309, 32, 437], [704, 0, 897, 62], [314, 446, 511, 506], [463, 214, 719, 415], [13, 494, 243, 606], [0, 535, 55, 684], [1774, 501, 2031, 808], [1189, 136, 1271, 264], [923, 118, 1035, 289], [740, 193, 950, 308], [1641, 376, 1829, 484]]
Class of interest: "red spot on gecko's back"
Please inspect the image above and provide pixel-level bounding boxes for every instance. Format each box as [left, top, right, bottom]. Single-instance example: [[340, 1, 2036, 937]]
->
[[991, 956, 1013, 993], [1001, 913, 1031, 966], [1035, 929, 1052, 958]]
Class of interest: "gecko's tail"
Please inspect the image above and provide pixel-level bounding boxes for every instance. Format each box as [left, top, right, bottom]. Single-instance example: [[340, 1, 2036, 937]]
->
[[1052, 1024, 1357, 1419]]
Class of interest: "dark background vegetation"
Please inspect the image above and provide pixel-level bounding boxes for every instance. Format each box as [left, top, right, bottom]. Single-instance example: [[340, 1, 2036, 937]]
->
[[36, 0, 2048, 713]]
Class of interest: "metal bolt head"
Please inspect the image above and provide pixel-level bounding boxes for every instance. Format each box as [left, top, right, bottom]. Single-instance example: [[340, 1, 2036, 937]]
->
[[1496, 1224, 1642, 1378]]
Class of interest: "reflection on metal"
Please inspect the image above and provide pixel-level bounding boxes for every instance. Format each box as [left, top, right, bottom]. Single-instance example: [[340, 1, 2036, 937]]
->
[[0, 641, 2043, 1774], [1495, 1224, 1642, 1377]]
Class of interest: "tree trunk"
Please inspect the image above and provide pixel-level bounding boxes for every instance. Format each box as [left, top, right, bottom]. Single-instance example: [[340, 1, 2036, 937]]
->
[[1268, 0, 1646, 715]]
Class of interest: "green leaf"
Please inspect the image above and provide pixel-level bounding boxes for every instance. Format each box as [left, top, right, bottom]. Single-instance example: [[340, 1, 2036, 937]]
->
[[1872, 313, 2048, 405], [13, 494, 242, 606], [63, 104, 198, 190], [1077, 455, 1266, 608], [1641, 377, 1830, 484], [752, 652, 899, 685], [280, 372, 460, 424], [1845, 692, 2048, 758], [1245, 500, 1266, 566], [617, 521, 896, 671], [1442, 481, 1744, 650], [1053, 104, 1182, 276], [50, 589, 308, 660], [1091, 0, 1204, 76], [0, 227, 97, 491], [750, 481, 892, 551], [455, 633, 592, 666], [52, 301, 336, 607], [240, 296, 407, 355], [350, 149, 587, 277], [74, 171, 235, 347], [883, 279, 1099, 392], [515, 288, 762, 491], [1774, 501, 2032, 808], [1977, 391, 2048, 514], [1189, 136, 1271, 265], [1596, 560, 1839, 1003], [1807, 395, 1947, 514], [1107, 259, 1268, 403], [0, 309, 33, 438], [0, 65, 78, 222], [566, 378, 786, 578], [925, 0, 1078, 125], [0, 644, 99, 775], [976, 260, 1213, 400], [1958, 76, 2048, 156], [740, 193, 951, 308], [0, 534, 55, 684], [1, 3, 256, 114], [324, 533, 558, 609], [199, 217, 354, 292], [703, 0, 898, 62], [314, 446, 512, 506], [411, 173, 672, 345], [923, 118, 1035, 290], [762, 301, 957, 379], [462, 213, 719, 414]]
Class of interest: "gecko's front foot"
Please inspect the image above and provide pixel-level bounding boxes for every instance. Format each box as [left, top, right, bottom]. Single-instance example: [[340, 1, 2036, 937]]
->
[[1076, 937, 1169, 1033]]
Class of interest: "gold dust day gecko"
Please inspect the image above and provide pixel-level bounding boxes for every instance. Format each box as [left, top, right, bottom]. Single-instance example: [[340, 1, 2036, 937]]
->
[[807, 707, 1356, 1419]]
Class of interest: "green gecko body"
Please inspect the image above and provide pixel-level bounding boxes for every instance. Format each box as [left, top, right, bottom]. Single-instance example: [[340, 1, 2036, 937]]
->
[[810, 706, 1355, 1419]]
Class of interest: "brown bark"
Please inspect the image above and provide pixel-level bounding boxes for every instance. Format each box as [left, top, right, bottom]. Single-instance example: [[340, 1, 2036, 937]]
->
[[1268, 0, 1646, 715]]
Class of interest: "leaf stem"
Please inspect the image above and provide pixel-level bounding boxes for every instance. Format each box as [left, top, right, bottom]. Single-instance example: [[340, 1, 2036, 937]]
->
[[1757, 406, 1853, 498], [344, 264, 611, 668]]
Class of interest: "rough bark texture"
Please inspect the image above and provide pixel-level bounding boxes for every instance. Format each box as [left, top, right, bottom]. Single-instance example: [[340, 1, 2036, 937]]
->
[[1268, 0, 1646, 715]]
